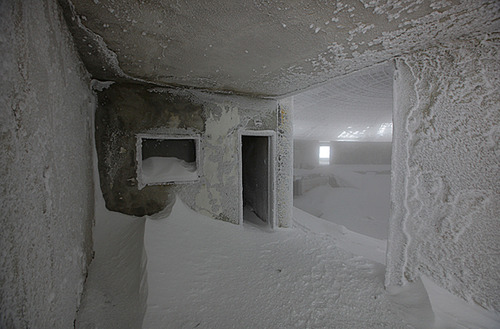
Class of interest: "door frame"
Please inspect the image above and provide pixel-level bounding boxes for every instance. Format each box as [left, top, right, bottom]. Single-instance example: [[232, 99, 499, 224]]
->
[[238, 130, 276, 229]]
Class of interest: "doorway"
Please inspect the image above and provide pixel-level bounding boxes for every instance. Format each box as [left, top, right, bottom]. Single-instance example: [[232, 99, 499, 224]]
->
[[239, 131, 275, 229]]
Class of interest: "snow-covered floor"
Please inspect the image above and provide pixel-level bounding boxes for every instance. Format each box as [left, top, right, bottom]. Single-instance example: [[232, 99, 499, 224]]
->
[[76, 165, 500, 328], [294, 164, 391, 240], [144, 198, 410, 328]]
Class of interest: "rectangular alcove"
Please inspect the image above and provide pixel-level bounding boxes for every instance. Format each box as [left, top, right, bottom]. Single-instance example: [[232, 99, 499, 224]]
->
[[136, 134, 201, 189]]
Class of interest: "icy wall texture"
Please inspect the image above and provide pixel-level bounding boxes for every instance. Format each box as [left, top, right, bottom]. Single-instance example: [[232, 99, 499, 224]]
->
[[95, 83, 294, 226], [0, 0, 95, 328], [387, 34, 500, 312], [277, 97, 294, 228]]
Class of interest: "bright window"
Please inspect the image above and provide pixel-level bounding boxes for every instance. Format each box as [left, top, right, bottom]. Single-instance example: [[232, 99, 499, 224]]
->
[[319, 145, 330, 165]]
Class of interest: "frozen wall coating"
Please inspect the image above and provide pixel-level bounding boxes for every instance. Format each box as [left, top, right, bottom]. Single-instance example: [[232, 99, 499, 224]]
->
[[386, 34, 500, 312], [0, 0, 95, 327], [277, 97, 294, 228]]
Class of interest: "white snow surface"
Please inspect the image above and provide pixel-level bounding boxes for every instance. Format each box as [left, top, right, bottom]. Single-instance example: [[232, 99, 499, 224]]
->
[[142, 198, 500, 329], [145, 197, 413, 328], [77, 159, 499, 328], [77, 188, 500, 328], [294, 165, 391, 240], [141, 156, 198, 184]]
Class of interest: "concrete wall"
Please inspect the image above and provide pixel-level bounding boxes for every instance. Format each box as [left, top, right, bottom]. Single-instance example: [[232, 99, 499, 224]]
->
[[95, 83, 294, 227], [294, 140, 392, 167], [0, 1, 95, 327], [294, 139, 319, 169], [331, 141, 392, 165], [386, 35, 500, 312]]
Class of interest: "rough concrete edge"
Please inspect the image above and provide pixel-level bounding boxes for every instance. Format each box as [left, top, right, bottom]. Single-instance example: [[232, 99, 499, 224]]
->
[[385, 57, 414, 288], [276, 97, 294, 228]]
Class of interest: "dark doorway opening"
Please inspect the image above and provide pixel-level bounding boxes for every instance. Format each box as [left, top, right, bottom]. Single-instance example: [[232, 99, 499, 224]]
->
[[241, 135, 271, 228]]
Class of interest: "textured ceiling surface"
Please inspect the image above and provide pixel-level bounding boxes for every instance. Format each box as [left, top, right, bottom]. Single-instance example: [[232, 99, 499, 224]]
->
[[293, 62, 393, 142], [62, 0, 499, 97]]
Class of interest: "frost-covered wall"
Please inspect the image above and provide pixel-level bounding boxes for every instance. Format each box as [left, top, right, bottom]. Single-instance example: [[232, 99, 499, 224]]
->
[[95, 83, 293, 227], [386, 35, 500, 312], [277, 97, 294, 228], [0, 0, 95, 328]]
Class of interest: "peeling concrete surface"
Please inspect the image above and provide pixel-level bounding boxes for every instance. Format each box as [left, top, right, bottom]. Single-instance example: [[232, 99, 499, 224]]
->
[[176, 94, 284, 225], [95, 83, 203, 216], [95, 83, 293, 226]]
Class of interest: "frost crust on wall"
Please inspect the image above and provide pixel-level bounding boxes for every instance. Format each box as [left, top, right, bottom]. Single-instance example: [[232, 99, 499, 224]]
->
[[276, 97, 294, 227], [0, 0, 95, 327], [387, 34, 500, 311]]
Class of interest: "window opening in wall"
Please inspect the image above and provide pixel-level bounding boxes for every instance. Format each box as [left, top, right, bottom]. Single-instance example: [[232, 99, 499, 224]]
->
[[240, 131, 275, 229], [136, 134, 200, 189], [319, 144, 331, 165]]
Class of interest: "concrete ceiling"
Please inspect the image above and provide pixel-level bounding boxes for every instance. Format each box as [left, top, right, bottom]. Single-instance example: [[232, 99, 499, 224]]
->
[[61, 0, 499, 98], [293, 61, 393, 142]]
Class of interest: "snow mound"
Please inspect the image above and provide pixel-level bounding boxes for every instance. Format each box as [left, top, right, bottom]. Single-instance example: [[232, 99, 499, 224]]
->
[[141, 156, 198, 184], [293, 206, 387, 265], [77, 195, 500, 329], [294, 165, 391, 240]]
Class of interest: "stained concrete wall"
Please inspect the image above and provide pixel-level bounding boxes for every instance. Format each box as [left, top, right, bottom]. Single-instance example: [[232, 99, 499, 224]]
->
[[294, 140, 319, 169], [331, 141, 392, 165], [294, 140, 392, 167], [95, 83, 202, 216], [95, 83, 293, 227], [0, 1, 95, 327], [386, 35, 500, 312]]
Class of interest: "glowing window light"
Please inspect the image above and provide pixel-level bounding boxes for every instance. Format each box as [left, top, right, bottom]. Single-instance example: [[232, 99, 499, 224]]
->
[[319, 145, 330, 165]]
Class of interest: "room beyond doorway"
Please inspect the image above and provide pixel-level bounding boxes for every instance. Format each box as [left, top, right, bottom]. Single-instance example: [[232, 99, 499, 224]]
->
[[292, 62, 393, 241], [239, 131, 276, 229]]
